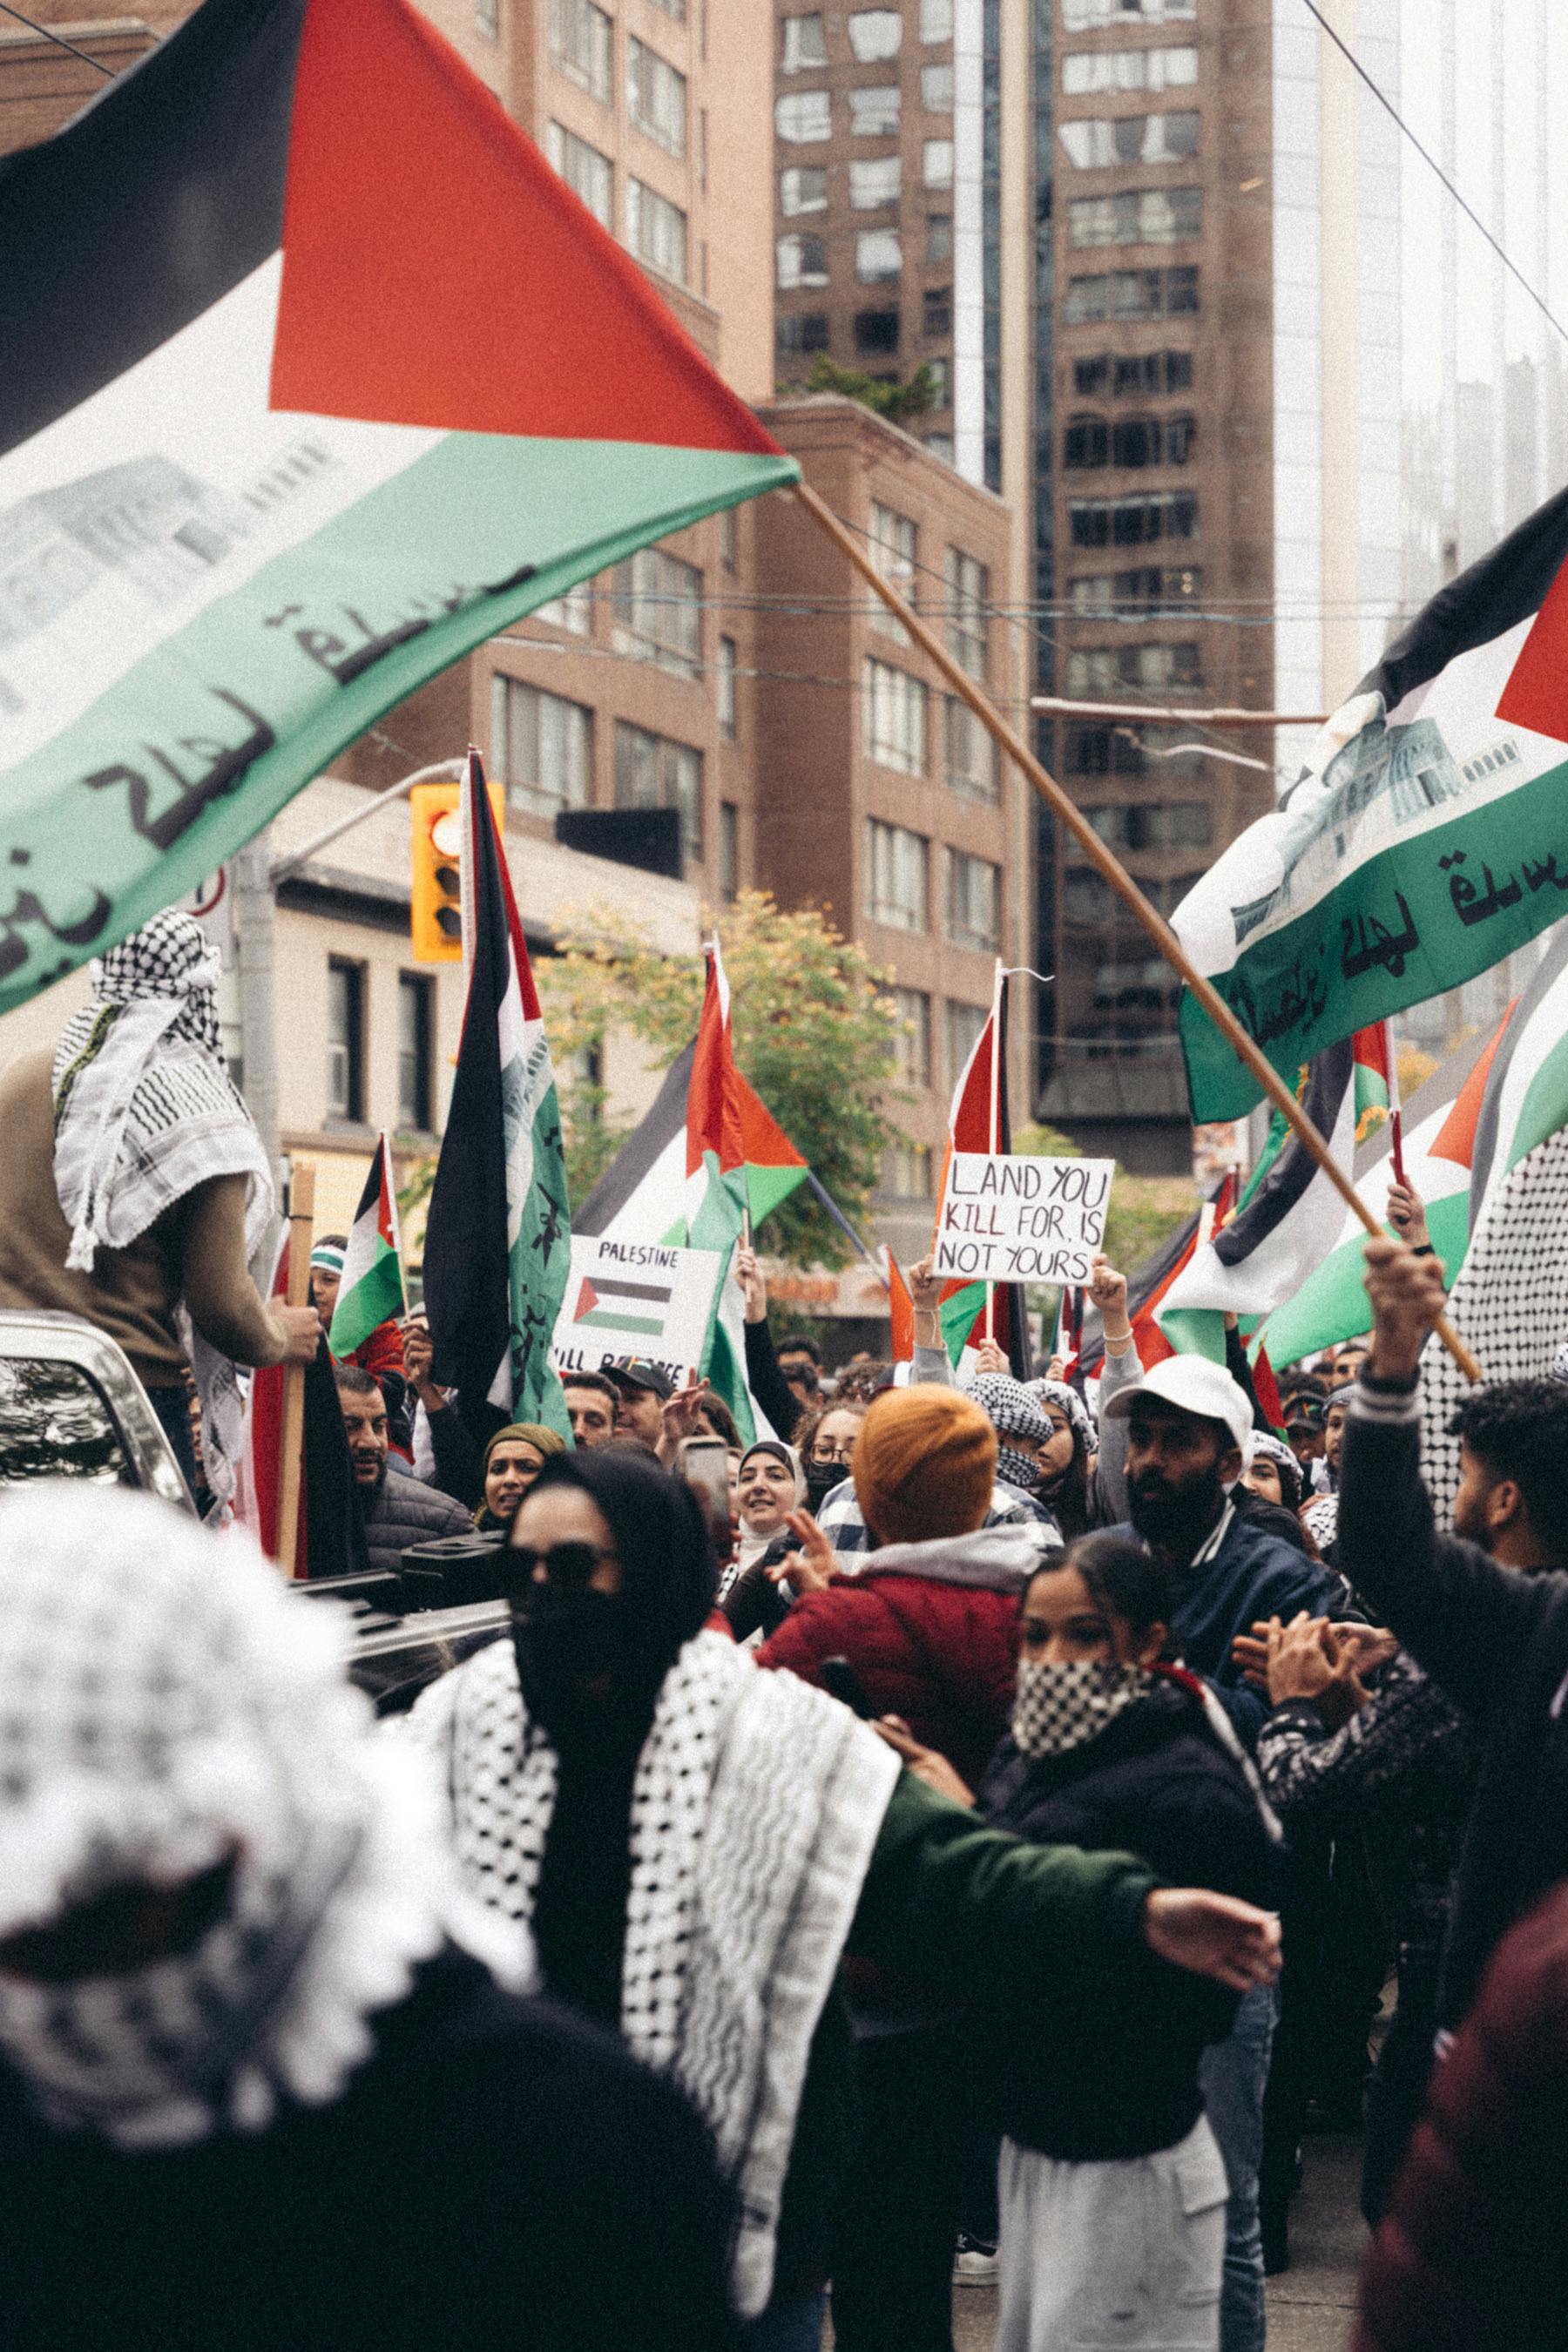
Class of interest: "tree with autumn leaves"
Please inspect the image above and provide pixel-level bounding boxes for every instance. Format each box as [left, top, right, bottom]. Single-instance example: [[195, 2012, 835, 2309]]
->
[[538, 890, 903, 1270]]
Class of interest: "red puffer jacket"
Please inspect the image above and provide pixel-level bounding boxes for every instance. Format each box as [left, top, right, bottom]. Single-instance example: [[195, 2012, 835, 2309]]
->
[[1353, 1876, 1568, 2352], [755, 1524, 1048, 1788]]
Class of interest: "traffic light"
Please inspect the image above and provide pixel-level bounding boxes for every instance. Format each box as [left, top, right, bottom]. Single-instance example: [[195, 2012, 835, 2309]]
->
[[409, 779, 504, 962]]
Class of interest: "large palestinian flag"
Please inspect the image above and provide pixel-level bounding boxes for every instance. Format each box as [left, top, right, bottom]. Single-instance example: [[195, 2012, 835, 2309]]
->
[[0, 0, 796, 1012], [577, 1041, 809, 1242], [936, 978, 1032, 1378], [1174, 490, 1568, 1120]]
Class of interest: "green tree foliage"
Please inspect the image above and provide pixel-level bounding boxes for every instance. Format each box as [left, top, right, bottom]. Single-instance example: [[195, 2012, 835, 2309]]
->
[[539, 890, 904, 1269], [778, 355, 940, 424]]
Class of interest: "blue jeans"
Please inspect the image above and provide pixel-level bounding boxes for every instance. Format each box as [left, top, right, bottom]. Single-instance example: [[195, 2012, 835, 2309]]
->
[[1199, 1982, 1278, 2352], [743, 2293, 825, 2352]]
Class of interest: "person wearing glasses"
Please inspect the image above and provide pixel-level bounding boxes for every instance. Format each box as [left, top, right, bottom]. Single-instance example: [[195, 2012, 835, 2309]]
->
[[406, 1444, 1281, 2350]]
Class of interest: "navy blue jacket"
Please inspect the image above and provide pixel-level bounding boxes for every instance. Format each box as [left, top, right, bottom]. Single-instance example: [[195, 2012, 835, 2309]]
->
[[1106, 1504, 1338, 1742]]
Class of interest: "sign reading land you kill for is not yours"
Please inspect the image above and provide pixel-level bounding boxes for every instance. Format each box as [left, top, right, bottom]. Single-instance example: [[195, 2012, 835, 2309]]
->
[[934, 1153, 1116, 1286]]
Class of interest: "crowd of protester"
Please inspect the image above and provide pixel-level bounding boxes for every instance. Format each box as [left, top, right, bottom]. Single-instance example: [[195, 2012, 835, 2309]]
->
[[6, 916, 1568, 2347]]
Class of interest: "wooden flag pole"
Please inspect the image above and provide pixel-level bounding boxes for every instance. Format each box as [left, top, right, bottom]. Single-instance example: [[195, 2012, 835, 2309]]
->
[[791, 479, 1482, 1382], [983, 957, 1004, 1344], [275, 1161, 316, 1580]]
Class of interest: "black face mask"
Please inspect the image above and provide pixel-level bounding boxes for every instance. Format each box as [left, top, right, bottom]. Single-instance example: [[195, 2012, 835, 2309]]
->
[[511, 1584, 639, 1746], [805, 1459, 848, 1511]]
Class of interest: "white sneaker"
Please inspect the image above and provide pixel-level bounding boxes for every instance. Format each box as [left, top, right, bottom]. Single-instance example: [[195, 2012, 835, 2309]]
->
[[953, 2238, 999, 2287]]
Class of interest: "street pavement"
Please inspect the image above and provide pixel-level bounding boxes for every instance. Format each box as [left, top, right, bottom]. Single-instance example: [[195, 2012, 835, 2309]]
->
[[840, 2132, 1369, 2352]]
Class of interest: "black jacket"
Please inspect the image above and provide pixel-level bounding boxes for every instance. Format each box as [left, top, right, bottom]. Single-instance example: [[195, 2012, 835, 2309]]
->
[[0, 1946, 736, 2352], [360, 1456, 474, 1573], [1339, 1381, 1568, 2030], [977, 1679, 1283, 2160]]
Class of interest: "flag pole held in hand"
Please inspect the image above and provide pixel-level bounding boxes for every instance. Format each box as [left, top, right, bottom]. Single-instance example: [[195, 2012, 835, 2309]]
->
[[275, 1162, 316, 1580], [790, 478, 1482, 1383]]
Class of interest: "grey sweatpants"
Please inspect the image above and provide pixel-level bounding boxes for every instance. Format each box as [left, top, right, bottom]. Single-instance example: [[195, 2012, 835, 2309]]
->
[[995, 2117, 1228, 2352]]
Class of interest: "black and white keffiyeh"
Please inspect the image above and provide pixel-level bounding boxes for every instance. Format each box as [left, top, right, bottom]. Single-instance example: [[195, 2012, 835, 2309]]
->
[[1026, 1376, 1096, 1454], [405, 1626, 900, 2317], [51, 910, 273, 1275], [0, 1484, 519, 2153], [1010, 1658, 1154, 1759], [967, 1373, 1051, 1492]]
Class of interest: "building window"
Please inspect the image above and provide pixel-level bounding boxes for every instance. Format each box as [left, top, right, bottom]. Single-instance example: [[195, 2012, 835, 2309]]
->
[[1064, 265, 1199, 321], [1071, 563, 1201, 612], [855, 307, 900, 353], [921, 63, 953, 111], [781, 11, 827, 71], [397, 972, 434, 1132], [490, 677, 593, 815], [648, 0, 685, 17], [1069, 490, 1199, 546], [476, 0, 499, 37], [1064, 413, 1110, 469], [1063, 0, 1194, 22], [550, 0, 611, 102], [612, 545, 701, 677], [625, 179, 687, 282], [1077, 348, 1195, 397], [1063, 43, 1198, 92], [1086, 800, 1213, 851], [1058, 112, 1200, 169], [945, 997, 988, 1088], [777, 311, 831, 355], [945, 698, 1000, 801], [923, 283, 952, 335], [535, 577, 593, 633], [848, 8, 902, 59], [778, 233, 829, 288], [926, 211, 953, 260], [614, 722, 704, 863], [721, 508, 739, 573], [946, 548, 989, 681], [925, 432, 954, 463], [925, 355, 951, 405], [720, 801, 740, 900], [627, 37, 686, 158], [326, 960, 365, 1124], [868, 501, 916, 643], [863, 658, 927, 774], [923, 139, 954, 186], [781, 165, 828, 213], [1068, 188, 1202, 248], [716, 634, 738, 737], [1064, 642, 1201, 693], [920, 0, 954, 37], [848, 85, 901, 135], [775, 88, 831, 142], [856, 229, 902, 283], [865, 818, 929, 929], [893, 986, 932, 1085], [883, 1139, 934, 1200], [544, 122, 613, 227], [849, 155, 902, 208], [946, 851, 1001, 954]]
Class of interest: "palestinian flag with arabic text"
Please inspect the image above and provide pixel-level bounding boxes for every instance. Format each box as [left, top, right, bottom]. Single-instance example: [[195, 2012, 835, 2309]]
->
[[0, 0, 795, 1011]]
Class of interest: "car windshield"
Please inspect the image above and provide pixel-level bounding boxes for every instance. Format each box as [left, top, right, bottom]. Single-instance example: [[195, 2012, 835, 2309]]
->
[[0, 1358, 130, 1488]]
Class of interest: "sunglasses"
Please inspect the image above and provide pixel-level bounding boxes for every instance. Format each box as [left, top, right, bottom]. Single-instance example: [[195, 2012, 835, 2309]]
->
[[505, 1540, 618, 1591]]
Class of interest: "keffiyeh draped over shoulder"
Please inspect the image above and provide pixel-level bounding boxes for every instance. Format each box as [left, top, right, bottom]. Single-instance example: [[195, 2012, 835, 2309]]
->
[[51, 910, 273, 1274]]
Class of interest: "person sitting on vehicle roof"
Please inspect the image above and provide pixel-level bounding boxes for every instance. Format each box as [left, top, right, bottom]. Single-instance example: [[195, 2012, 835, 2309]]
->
[[0, 1481, 739, 2352], [335, 1365, 471, 1574], [0, 911, 320, 1505]]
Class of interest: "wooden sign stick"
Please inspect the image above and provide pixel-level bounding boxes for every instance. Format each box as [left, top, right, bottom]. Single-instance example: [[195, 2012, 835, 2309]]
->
[[275, 1161, 316, 1579]]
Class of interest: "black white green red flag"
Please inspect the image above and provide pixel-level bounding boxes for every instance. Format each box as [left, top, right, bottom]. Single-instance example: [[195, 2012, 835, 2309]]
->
[[328, 1132, 404, 1362], [422, 752, 571, 1440], [936, 979, 1032, 1379], [1174, 490, 1568, 1120], [0, 0, 796, 1010]]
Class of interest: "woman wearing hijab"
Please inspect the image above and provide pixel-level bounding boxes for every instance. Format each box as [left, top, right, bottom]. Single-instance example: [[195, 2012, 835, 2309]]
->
[[473, 1423, 566, 1533], [409, 1447, 1283, 2346], [732, 1440, 805, 1575], [720, 1416, 865, 1644]]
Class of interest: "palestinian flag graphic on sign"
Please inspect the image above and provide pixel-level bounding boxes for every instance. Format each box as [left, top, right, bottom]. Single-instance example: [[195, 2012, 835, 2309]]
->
[[572, 1271, 673, 1342], [1174, 490, 1568, 1120], [0, 0, 796, 1012]]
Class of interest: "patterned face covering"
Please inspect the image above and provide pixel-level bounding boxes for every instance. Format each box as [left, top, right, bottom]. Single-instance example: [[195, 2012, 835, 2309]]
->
[[1010, 1657, 1154, 1761]]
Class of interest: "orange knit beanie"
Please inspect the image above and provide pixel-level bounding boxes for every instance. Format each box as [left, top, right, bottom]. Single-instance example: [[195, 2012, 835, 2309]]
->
[[853, 1387, 997, 1547]]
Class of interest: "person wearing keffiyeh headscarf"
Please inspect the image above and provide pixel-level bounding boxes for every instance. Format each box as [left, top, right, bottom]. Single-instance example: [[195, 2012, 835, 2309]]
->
[[0, 1482, 740, 2352], [0, 912, 320, 1506]]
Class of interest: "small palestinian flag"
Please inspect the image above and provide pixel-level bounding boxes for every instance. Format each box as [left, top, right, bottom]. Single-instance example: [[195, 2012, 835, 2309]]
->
[[571, 1270, 673, 1342], [328, 1133, 404, 1361], [1175, 488, 1568, 1120], [0, 0, 796, 1016]]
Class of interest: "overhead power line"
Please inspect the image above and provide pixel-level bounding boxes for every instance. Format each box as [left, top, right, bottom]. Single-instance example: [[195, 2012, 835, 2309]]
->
[[0, 1, 116, 73], [1299, 0, 1568, 348]]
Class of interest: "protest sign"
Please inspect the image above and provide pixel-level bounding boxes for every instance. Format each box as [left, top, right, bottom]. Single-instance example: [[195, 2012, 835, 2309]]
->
[[934, 1153, 1115, 1286], [551, 1236, 722, 1385]]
